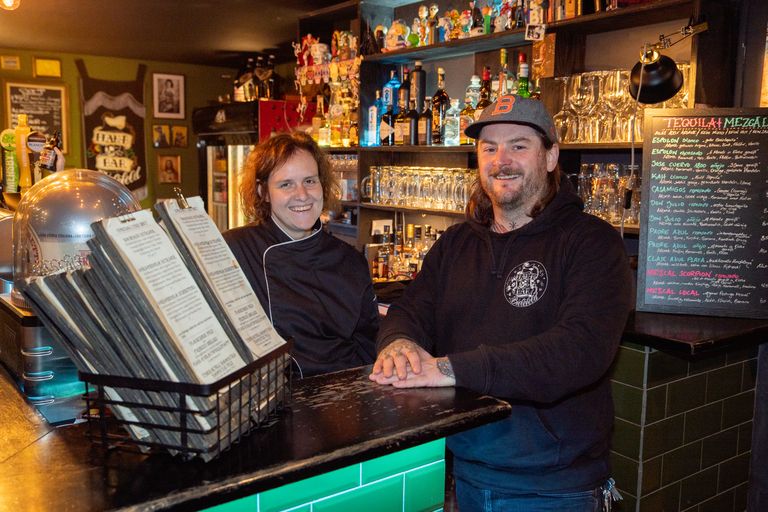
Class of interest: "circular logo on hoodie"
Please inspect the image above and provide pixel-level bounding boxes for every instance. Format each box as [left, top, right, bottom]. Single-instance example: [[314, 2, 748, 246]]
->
[[504, 261, 548, 307]]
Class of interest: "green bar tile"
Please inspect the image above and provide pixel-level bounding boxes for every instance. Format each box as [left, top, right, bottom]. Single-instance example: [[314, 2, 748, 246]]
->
[[643, 414, 684, 460], [701, 427, 738, 469], [680, 467, 718, 509], [610, 451, 639, 497], [688, 352, 726, 376], [699, 490, 735, 512], [645, 385, 667, 424], [738, 421, 752, 454], [641, 456, 662, 496], [667, 373, 707, 416], [259, 465, 359, 512], [662, 441, 702, 486], [612, 418, 641, 460], [705, 364, 743, 403], [362, 439, 445, 484], [404, 461, 445, 512], [612, 381, 644, 423], [718, 453, 751, 492], [313, 475, 403, 512], [743, 359, 758, 391], [639, 482, 680, 512], [202, 495, 258, 512], [611, 346, 647, 388], [684, 402, 723, 444], [725, 345, 757, 365], [722, 391, 755, 429], [647, 350, 690, 387]]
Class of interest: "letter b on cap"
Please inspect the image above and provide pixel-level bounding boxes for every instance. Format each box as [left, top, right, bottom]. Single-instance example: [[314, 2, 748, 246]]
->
[[492, 95, 516, 115]]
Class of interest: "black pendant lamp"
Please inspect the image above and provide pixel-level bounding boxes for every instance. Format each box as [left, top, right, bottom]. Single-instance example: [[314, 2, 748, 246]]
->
[[629, 49, 684, 104], [628, 21, 708, 105]]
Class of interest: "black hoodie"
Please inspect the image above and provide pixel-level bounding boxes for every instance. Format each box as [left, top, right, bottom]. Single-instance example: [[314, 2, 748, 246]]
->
[[377, 178, 633, 493]]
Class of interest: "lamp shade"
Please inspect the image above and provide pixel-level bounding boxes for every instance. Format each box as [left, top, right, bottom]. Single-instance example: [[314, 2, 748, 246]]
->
[[629, 53, 684, 104]]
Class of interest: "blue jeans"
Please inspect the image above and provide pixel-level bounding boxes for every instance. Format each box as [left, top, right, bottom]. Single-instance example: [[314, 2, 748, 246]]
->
[[455, 477, 602, 512]]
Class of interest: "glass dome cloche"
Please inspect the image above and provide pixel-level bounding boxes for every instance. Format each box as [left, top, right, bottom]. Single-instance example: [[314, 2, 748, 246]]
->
[[11, 169, 141, 308]]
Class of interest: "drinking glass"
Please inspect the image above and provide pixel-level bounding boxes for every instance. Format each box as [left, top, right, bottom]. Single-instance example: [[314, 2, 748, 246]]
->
[[568, 73, 598, 143], [553, 76, 577, 143], [360, 165, 381, 204], [602, 70, 631, 142]]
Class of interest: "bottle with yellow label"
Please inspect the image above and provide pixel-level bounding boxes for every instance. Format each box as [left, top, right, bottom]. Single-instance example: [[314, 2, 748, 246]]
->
[[14, 114, 32, 193]]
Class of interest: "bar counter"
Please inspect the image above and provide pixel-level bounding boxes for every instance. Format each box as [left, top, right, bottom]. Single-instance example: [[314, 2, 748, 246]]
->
[[0, 365, 511, 512]]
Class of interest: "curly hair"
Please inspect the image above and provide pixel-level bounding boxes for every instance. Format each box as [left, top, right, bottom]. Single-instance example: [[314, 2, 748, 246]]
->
[[466, 132, 561, 227], [239, 132, 339, 224]]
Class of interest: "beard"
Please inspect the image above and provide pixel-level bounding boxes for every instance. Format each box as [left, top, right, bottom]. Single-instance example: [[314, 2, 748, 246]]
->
[[481, 163, 548, 214]]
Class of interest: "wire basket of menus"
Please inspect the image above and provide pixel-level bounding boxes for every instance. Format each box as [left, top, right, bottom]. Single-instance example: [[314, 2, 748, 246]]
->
[[79, 344, 291, 461]]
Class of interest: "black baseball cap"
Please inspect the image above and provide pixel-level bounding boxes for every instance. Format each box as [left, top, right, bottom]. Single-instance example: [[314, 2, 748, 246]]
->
[[464, 94, 558, 144]]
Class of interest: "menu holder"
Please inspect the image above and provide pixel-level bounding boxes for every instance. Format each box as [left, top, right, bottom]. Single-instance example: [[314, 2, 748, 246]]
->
[[637, 108, 768, 319]]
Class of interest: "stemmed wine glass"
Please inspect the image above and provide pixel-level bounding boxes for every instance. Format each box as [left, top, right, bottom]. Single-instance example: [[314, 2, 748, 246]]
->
[[568, 73, 598, 143], [553, 76, 577, 143], [602, 70, 631, 142]]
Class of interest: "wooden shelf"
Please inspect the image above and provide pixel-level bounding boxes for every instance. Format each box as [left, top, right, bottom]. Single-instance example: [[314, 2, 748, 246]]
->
[[363, 0, 694, 64], [360, 203, 465, 218], [358, 145, 475, 153], [560, 143, 642, 150]]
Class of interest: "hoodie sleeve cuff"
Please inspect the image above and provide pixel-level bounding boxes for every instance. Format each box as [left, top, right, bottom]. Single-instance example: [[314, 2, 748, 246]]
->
[[449, 347, 490, 395]]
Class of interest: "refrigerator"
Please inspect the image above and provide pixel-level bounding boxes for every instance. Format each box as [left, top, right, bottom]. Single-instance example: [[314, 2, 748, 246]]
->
[[192, 100, 314, 231]]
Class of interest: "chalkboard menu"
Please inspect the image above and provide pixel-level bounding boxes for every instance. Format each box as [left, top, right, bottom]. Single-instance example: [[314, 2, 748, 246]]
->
[[3, 81, 68, 153], [637, 108, 768, 319]]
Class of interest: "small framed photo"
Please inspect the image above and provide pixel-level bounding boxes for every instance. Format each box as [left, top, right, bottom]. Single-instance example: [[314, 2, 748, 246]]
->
[[153, 73, 185, 119], [157, 154, 181, 184], [34, 58, 62, 78], [171, 125, 188, 147], [152, 124, 170, 148], [525, 24, 546, 42], [1, 55, 21, 71]]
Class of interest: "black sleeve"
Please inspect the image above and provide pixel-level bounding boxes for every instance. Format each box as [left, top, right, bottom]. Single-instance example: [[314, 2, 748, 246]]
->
[[351, 276, 380, 364]]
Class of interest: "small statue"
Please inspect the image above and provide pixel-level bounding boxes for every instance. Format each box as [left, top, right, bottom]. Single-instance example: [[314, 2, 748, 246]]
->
[[417, 5, 430, 46], [459, 9, 473, 38], [384, 19, 410, 51], [437, 15, 452, 42], [470, 0, 484, 30], [428, 3, 440, 44]]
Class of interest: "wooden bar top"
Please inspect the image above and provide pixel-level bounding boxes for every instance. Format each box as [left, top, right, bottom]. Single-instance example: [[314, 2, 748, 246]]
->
[[0, 365, 511, 512]]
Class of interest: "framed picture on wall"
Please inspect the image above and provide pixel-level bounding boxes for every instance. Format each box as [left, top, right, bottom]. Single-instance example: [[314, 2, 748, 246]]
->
[[3, 81, 69, 153], [157, 154, 181, 184], [153, 73, 185, 119], [171, 125, 188, 147], [152, 124, 170, 148]]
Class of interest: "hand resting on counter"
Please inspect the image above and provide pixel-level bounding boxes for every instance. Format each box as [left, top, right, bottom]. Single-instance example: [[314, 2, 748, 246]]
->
[[369, 338, 456, 388]]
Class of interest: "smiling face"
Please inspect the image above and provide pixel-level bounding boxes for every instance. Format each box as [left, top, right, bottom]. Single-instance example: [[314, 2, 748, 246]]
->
[[476, 123, 558, 228], [266, 149, 324, 239]]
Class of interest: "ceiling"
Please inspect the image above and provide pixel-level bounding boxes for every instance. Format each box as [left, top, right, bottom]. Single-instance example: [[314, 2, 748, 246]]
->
[[0, 0, 342, 69]]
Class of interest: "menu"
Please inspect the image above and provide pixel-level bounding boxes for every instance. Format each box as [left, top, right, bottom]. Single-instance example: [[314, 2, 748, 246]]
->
[[637, 108, 768, 319], [4, 82, 68, 153]]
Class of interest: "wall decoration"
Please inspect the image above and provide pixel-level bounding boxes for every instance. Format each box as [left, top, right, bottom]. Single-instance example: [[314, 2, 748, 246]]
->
[[153, 73, 185, 119], [157, 154, 181, 184], [34, 58, 62, 78], [77, 59, 147, 199], [4, 81, 69, 153], [152, 124, 170, 148], [171, 125, 188, 147], [761, 22, 768, 107], [0, 55, 20, 70]]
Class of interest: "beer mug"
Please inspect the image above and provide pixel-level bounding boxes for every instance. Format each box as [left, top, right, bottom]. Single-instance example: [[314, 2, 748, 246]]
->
[[360, 166, 381, 204]]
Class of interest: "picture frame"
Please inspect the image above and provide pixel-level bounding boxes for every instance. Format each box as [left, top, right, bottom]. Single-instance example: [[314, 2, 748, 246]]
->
[[157, 154, 181, 184], [3, 80, 69, 154], [152, 124, 171, 148], [1, 55, 20, 71], [171, 125, 188, 147], [152, 73, 185, 119], [34, 57, 62, 78]]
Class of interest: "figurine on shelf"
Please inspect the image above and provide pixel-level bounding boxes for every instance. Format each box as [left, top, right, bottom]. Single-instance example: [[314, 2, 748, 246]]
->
[[482, 5, 494, 34], [374, 24, 388, 51], [294, 33, 319, 66], [459, 9, 473, 38], [417, 5, 430, 46], [496, 0, 514, 31], [529, 0, 547, 25], [384, 19, 410, 51], [437, 14, 452, 42], [470, 0, 485, 33], [446, 9, 463, 40], [428, 3, 440, 44], [409, 18, 421, 47]]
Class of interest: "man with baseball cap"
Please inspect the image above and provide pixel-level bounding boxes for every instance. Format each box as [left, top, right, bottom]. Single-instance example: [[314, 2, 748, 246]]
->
[[370, 95, 633, 511]]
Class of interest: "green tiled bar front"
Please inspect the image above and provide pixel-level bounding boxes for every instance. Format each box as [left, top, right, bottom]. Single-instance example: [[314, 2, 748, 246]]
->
[[205, 439, 446, 512], [610, 343, 758, 512]]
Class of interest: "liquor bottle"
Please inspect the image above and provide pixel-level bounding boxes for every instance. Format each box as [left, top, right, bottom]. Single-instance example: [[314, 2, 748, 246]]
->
[[265, 54, 277, 99], [530, 78, 542, 100], [367, 90, 383, 146], [443, 99, 461, 146], [517, 52, 531, 98], [418, 102, 433, 145], [312, 95, 325, 142], [515, 0, 526, 28], [459, 98, 475, 145], [474, 66, 492, 120], [380, 104, 395, 146], [466, 74, 481, 108], [37, 131, 60, 176], [407, 99, 419, 145], [382, 70, 401, 114], [393, 95, 409, 146], [409, 60, 427, 113], [235, 57, 254, 101], [254, 56, 266, 99], [494, 48, 512, 100], [398, 68, 411, 117], [14, 114, 32, 193], [431, 67, 450, 145]]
